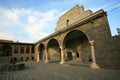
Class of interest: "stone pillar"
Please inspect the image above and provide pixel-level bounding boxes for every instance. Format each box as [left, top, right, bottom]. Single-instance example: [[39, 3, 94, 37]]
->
[[59, 46, 65, 64], [89, 40, 100, 69], [45, 49, 49, 63], [34, 44, 39, 62], [36, 52, 39, 62]]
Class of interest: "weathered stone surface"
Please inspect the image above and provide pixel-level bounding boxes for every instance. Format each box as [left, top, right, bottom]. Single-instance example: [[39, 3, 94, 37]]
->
[[35, 5, 120, 70], [55, 5, 92, 31]]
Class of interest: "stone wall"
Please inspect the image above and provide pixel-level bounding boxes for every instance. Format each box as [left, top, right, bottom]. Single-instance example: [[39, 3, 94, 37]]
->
[[101, 35, 120, 70], [55, 5, 92, 31], [82, 14, 114, 69], [88, 14, 120, 69], [0, 43, 35, 63], [36, 5, 120, 70]]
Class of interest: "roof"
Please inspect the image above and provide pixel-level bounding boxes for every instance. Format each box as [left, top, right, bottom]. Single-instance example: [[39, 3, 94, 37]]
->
[[0, 39, 13, 43], [0, 39, 34, 45]]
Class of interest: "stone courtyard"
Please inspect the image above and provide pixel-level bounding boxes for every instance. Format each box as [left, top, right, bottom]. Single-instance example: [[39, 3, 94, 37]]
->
[[0, 5, 120, 80], [0, 62, 120, 80]]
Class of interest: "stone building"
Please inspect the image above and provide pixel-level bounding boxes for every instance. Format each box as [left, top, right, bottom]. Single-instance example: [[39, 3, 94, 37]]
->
[[0, 5, 120, 70], [0, 39, 35, 63], [34, 5, 120, 69]]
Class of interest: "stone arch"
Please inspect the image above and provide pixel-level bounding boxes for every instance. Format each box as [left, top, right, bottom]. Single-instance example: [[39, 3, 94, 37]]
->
[[47, 38, 60, 62], [63, 29, 91, 63], [38, 43, 45, 60], [0, 44, 12, 56]]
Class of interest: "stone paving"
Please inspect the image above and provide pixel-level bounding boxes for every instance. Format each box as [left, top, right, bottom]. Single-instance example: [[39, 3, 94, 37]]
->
[[0, 62, 120, 80]]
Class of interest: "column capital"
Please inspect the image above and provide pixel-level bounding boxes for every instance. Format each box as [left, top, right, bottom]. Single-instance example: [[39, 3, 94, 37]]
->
[[89, 40, 95, 46], [60, 46, 64, 50]]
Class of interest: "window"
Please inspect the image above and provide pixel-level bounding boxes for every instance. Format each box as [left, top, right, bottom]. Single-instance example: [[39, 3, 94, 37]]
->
[[14, 47, 19, 53], [25, 57, 29, 61], [20, 47, 24, 53], [14, 57, 17, 62], [66, 19, 70, 26], [26, 47, 30, 53], [20, 57, 23, 61], [31, 57, 34, 60]]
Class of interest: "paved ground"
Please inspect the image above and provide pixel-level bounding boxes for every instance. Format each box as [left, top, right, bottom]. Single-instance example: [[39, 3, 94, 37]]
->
[[0, 62, 120, 80]]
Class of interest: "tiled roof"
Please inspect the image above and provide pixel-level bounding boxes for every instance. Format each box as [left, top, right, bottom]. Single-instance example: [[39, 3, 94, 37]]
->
[[0, 39, 13, 43]]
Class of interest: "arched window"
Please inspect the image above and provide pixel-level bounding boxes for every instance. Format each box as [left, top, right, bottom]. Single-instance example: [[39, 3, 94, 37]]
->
[[20, 47, 24, 53], [0, 45, 12, 56], [26, 47, 30, 53], [14, 47, 19, 53]]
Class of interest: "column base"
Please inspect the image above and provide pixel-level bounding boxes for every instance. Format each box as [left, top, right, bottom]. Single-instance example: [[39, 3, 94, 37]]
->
[[36, 59, 39, 62], [59, 60, 65, 64], [90, 62, 100, 69], [45, 60, 49, 63]]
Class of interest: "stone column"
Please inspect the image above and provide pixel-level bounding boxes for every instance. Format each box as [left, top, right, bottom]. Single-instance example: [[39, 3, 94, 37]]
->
[[59, 46, 65, 64], [89, 40, 100, 69], [36, 52, 39, 62], [35, 44, 39, 62], [45, 49, 49, 63]]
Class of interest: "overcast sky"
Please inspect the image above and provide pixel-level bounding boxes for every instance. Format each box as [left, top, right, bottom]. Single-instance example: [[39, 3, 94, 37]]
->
[[0, 0, 120, 43]]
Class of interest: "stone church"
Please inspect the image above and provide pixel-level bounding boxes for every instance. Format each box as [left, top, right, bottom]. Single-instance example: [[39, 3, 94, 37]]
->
[[0, 5, 120, 70]]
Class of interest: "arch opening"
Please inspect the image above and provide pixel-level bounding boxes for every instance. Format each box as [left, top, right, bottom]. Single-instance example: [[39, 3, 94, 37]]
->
[[39, 44, 45, 60], [0, 44, 12, 57], [63, 30, 92, 63], [47, 39, 60, 63]]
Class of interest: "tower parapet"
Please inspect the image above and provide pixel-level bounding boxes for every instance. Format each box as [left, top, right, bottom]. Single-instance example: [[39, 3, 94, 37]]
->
[[55, 5, 92, 31]]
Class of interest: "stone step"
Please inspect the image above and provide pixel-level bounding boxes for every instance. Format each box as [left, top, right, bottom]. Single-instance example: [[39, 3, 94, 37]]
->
[[64, 61, 91, 67]]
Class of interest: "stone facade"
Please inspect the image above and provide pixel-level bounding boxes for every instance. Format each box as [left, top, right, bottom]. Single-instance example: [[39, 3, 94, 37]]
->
[[99, 35, 120, 69], [0, 5, 120, 70], [56, 5, 92, 31], [0, 40, 35, 64], [35, 5, 120, 70]]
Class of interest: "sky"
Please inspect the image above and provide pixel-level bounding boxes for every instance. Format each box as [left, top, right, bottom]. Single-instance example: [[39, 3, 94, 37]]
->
[[0, 0, 120, 43]]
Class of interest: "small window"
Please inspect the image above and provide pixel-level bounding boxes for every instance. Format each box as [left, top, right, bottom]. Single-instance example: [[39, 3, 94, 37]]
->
[[14, 57, 17, 62], [67, 19, 70, 26], [32, 57, 34, 60], [25, 57, 29, 61]]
